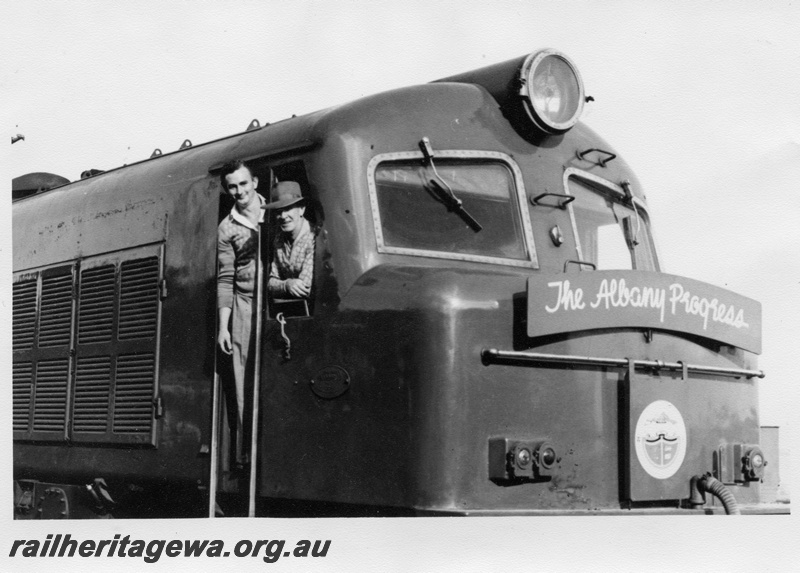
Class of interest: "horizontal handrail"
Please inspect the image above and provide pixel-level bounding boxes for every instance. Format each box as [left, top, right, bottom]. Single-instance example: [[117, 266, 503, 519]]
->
[[530, 192, 575, 209], [481, 348, 764, 379]]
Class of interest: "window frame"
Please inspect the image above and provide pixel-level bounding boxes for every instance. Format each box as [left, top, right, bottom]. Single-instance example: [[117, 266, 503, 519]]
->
[[258, 157, 318, 319], [367, 150, 538, 269], [562, 168, 659, 271]]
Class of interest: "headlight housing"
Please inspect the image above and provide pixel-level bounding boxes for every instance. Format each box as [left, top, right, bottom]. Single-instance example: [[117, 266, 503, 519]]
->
[[519, 49, 585, 135]]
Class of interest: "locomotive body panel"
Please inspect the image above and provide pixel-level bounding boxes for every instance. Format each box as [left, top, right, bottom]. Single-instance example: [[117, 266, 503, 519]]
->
[[257, 262, 763, 512], [12, 151, 223, 489]]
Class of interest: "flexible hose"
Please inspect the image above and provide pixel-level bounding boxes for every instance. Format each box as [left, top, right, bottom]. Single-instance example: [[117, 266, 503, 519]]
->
[[699, 474, 741, 515]]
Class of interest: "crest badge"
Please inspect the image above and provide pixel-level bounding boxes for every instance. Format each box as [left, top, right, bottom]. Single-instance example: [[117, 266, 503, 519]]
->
[[634, 400, 687, 479]]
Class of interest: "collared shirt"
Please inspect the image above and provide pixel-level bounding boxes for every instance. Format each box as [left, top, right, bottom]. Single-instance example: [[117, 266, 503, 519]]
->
[[268, 218, 315, 297], [217, 194, 266, 309]]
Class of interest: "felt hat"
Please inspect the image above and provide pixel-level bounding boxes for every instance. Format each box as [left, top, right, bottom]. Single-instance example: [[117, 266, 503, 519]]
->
[[264, 181, 304, 209]]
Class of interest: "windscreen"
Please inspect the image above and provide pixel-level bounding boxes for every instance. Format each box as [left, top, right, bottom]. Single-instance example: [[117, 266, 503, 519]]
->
[[374, 160, 529, 263], [568, 179, 656, 271]]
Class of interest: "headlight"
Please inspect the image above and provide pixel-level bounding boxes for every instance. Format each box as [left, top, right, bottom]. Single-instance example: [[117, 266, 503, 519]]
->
[[519, 49, 585, 134]]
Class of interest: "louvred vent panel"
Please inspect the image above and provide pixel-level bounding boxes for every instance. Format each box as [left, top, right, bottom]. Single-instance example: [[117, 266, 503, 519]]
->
[[38, 274, 72, 348], [13, 362, 33, 432], [72, 356, 112, 433], [12, 280, 37, 352], [78, 265, 115, 344], [113, 353, 155, 433], [119, 257, 159, 340], [32, 358, 69, 432]]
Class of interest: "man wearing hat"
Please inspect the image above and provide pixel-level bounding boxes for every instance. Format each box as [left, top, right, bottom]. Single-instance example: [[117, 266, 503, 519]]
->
[[265, 181, 315, 299], [216, 159, 265, 469]]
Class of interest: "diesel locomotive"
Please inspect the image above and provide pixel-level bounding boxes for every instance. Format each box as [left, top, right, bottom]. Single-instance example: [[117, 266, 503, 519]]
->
[[11, 49, 785, 517]]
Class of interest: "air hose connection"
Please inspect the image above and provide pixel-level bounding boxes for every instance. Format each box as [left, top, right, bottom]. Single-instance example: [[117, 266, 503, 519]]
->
[[689, 473, 741, 515]]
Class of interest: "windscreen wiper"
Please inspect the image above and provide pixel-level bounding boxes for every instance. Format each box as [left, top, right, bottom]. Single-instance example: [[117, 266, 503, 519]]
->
[[620, 180, 641, 246], [419, 137, 482, 233], [428, 179, 482, 232]]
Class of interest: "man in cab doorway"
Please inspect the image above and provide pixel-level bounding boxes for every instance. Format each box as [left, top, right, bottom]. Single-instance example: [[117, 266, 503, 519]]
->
[[216, 159, 265, 471]]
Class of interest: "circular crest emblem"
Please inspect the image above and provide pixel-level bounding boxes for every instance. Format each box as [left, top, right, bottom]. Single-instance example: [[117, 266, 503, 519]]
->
[[634, 400, 687, 479]]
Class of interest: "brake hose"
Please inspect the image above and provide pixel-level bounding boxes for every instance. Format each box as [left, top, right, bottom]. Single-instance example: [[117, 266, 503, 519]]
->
[[696, 473, 741, 515]]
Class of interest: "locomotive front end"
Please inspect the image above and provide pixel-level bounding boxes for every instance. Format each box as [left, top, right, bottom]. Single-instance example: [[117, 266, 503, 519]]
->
[[326, 49, 780, 515]]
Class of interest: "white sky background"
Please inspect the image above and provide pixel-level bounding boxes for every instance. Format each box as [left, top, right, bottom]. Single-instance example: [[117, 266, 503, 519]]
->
[[3, 1, 800, 571]]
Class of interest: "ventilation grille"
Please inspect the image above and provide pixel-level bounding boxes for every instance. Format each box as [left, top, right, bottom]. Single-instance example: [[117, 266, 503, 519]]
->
[[14, 249, 161, 444], [72, 356, 111, 433], [78, 265, 115, 344], [12, 280, 37, 352], [119, 257, 159, 340], [13, 362, 33, 432], [113, 354, 155, 433], [32, 358, 69, 432], [38, 274, 73, 348]]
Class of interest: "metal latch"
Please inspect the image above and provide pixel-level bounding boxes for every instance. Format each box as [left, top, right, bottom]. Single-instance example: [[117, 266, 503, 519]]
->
[[276, 312, 291, 360]]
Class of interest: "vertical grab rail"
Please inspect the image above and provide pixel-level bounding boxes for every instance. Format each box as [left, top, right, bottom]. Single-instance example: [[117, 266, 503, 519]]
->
[[248, 223, 265, 517], [208, 371, 221, 517]]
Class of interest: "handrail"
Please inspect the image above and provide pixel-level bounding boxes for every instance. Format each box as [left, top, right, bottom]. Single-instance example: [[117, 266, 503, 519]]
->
[[481, 348, 764, 379], [530, 192, 575, 210], [563, 260, 596, 272], [208, 372, 221, 518], [577, 148, 617, 167], [248, 225, 266, 517]]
